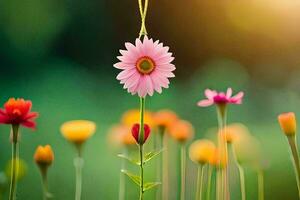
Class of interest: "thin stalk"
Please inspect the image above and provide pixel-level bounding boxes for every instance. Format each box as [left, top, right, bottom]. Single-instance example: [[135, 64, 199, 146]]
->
[[237, 165, 246, 200], [74, 150, 84, 200], [9, 125, 19, 200], [180, 145, 186, 200], [257, 170, 264, 200], [206, 165, 213, 200], [119, 148, 127, 200], [138, 0, 148, 37], [139, 145, 144, 200], [156, 131, 163, 200], [162, 133, 169, 200], [216, 169, 221, 200], [138, 97, 145, 200], [287, 136, 300, 198], [196, 165, 204, 200], [40, 169, 52, 200], [217, 105, 229, 200]]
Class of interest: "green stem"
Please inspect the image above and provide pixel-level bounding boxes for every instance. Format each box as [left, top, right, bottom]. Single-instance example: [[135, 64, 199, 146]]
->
[[216, 105, 229, 200], [162, 132, 169, 200], [238, 165, 246, 200], [156, 130, 163, 200], [257, 170, 264, 200], [74, 154, 84, 200], [119, 148, 127, 200], [196, 165, 204, 200], [139, 145, 144, 200], [287, 136, 300, 198], [216, 169, 221, 200], [41, 170, 51, 200], [206, 165, 213, 200], [9, 125, 19, 200], [180, 145, 186, 200], [139, 97, 145, 200]]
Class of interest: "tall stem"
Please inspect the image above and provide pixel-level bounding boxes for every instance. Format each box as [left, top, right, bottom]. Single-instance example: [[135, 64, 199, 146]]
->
[[206, 165, 213, 200], [119, 148, 127, 200], [196, 165, 204, 200], [156, 130, 163, 200], [217, 105, 229, 200], [180, 145, 186, 200], [138, 97, 145, 200], [162, 132, 169, 200], [237, 165, 246, 200], [287, 136, 300, 198], [74, 150, 84, 200], [40, 169, 51, 200], [9, 125, 19, 200], [257, 170, 264, 200]]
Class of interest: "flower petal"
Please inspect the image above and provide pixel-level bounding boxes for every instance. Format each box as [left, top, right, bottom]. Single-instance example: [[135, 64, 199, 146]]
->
[[197, 99, 214, 107]]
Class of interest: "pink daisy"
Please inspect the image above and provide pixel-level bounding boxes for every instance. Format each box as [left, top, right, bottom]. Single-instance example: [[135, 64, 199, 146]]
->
[[197, 88, 244, 107], [114, 36, 175, 97]]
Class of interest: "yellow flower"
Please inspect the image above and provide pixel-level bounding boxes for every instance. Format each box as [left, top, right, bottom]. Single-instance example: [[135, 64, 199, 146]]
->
[[189, 139, 216, 165], [34, 145, 54, 166], [169, 120, 194, 143], [60, 120, 96, 144], [153, 109, 178, 130], [121, 109, 155, 128], [278, 112, 297, 136]]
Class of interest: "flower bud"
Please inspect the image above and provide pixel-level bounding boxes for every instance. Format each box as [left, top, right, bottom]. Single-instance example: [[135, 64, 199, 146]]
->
[[131, 123, 151, 144], [278, 112, 297, 136], [34, 145, 54, 167], [169, 120, 194, 143]]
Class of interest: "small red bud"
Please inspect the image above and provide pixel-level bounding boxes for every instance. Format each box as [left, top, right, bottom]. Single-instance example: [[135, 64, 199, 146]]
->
[[131, 123, 151, 144]]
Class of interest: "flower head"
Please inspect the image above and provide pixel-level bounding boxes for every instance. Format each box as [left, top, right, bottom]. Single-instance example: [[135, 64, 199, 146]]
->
[[34, 145, 54, 167], [169, 120, 194, 143], [0, 98, 38, 129], [224, 123, 250, 143], [209, 148, 227, 168], [153, 109, 178, 130], [131, 123, 151, 145], [5, 158, 27, 181], [114, 36, 175, 97], [278, 112, 296, 136], [60, 120, 96, 145], [197, 88, 244, 107], [189, 139, 216, 165]]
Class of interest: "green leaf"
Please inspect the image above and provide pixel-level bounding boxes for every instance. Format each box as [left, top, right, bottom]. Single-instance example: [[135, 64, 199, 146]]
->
[[144, 149, 164, 164], [121, 170, 140, 186], [117, 154, 140, 165], [144, 182, 161, 191]]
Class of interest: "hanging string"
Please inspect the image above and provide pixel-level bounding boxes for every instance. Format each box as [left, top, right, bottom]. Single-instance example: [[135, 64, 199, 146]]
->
[[138, 0, 149, 38]]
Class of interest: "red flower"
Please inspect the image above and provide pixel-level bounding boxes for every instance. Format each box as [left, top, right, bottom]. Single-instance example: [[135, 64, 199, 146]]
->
[[0, 98, 38, 129], [131, 123, 151, 144]]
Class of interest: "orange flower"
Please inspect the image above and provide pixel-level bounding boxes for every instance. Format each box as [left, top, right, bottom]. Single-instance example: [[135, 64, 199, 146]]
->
[[60, 120, 96, 145], [153, 109, 178, 130], [121, 109, 155, 128], [189, 139, 216, 165], [0, 98, 38, 129], [34, 145, 54, 166], [278, 112, 297, 136], [169, 120, 194, 143], [108, 124, 136, 146]]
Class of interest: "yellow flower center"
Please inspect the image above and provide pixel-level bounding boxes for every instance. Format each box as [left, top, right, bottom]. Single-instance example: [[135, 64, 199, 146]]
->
[[136, 57, 155, 74]]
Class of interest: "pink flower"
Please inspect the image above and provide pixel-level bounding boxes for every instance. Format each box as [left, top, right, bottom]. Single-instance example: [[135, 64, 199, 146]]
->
[[197, 88, 244, 107], [114, 36, 175, 97]]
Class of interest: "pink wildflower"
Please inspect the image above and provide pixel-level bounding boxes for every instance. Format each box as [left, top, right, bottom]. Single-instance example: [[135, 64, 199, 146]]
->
[[114, 36, 175, 97]]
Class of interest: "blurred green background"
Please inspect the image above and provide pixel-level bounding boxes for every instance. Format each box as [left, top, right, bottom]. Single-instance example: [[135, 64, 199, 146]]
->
[[1, 0, 300, 199]]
